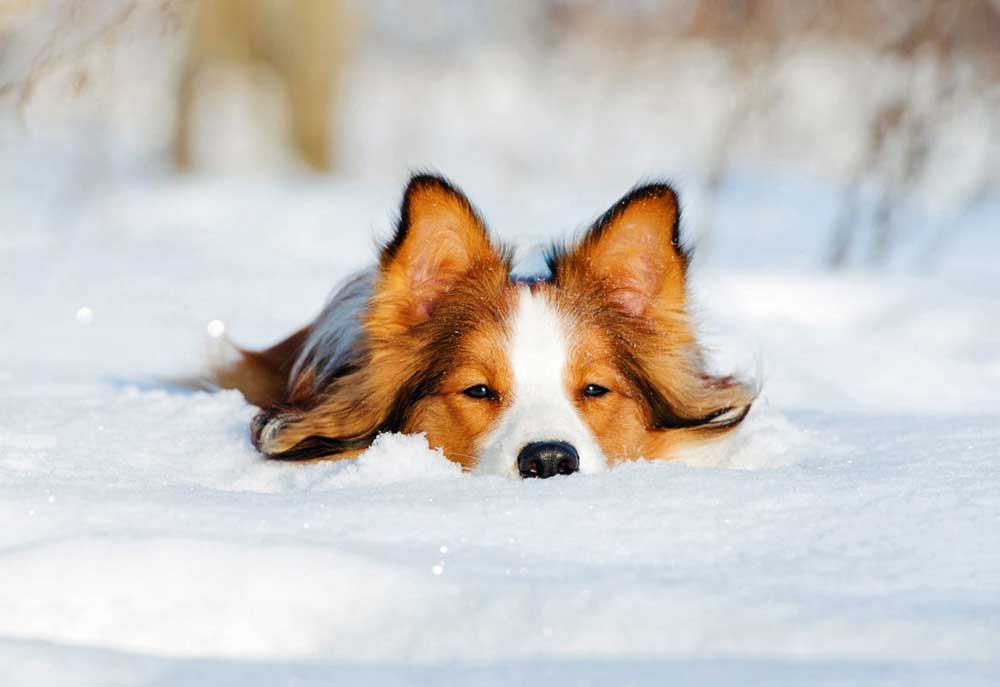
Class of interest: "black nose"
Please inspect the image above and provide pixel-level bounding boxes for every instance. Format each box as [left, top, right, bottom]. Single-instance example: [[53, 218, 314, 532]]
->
[[517, 441, 579, 479]]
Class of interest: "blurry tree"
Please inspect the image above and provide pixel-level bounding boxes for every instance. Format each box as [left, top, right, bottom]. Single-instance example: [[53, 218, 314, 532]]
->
[[825, 1, 1000, 267], [1, 0, 995, 268], [663, 0, 999, 268], [174, 0, 349, 172], [0, 0, 147, 114], [527, 0, 998, 268]]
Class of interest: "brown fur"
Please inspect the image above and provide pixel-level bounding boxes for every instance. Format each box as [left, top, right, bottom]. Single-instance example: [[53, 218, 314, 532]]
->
[[247, 176, 514, 462], [216, 175, 755, 468], [212, 326, 310, 408], [542, 184, 755, 462]]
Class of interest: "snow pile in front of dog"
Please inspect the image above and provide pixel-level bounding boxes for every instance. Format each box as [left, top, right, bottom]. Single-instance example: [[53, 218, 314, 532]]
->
[[255, 404, 811, 488], [333, 404, 813, 475], [0, 375, 803, 498], [673, 404, 811, 470]]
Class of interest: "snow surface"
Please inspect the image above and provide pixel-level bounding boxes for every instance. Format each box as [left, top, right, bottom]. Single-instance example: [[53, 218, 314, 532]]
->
[[2, 169, 999, 686]]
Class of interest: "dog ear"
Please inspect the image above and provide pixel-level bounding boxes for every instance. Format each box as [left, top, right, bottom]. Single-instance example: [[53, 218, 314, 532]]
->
[[378, 174, 502, 325], [551, 183, 756, 437], [554, 183, 687, 317], [250, 369, 393, 460], [637, 368, 757, 436], [251, 175, 508, 462]]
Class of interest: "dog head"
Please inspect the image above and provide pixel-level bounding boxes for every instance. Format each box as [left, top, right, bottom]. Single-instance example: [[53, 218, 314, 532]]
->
[[254, 175, 755, 476]]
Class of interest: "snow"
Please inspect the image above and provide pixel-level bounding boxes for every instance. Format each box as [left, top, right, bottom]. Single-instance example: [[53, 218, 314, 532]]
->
[[1, 165, 998, 686], [2, 2, 998, 681]]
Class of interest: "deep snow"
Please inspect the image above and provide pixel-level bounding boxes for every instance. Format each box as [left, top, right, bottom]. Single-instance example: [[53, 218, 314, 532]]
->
[[1, 170, 999, 686]]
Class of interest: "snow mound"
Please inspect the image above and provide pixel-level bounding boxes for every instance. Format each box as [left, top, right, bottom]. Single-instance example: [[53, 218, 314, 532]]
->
[[675, 403, 814, 470], [236, 432, 464, 492], [325, 432, 463, 485], [0, 537, 426, 660], [3, 170, 998, 684]]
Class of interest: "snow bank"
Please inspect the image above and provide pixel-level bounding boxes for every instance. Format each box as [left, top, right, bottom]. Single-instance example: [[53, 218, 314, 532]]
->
[[1, 168, 998, 685], [675, 404, 812, 470]]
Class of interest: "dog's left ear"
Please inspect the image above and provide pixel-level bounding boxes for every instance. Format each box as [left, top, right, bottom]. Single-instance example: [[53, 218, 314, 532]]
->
[[553, 183, 757, 433], [554, 183, 687, 317]]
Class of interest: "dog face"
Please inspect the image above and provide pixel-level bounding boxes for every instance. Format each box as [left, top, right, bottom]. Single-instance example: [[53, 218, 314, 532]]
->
[[252, 176, 755, 477]]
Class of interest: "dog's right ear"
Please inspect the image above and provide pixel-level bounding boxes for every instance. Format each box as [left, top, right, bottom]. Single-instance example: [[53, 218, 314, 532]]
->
[[378, 174, 502, 325]]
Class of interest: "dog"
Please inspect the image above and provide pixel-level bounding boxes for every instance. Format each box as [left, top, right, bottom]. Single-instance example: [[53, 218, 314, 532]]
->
[[213, 174, 756, 478]]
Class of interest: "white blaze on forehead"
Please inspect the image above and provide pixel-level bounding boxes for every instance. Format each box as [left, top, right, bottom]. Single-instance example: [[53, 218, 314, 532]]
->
[[474, 286, 606, 476], [509, 287, 565, 393]]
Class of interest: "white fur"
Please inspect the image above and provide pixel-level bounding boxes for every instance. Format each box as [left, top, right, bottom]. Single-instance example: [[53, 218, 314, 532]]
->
[[474, 287, 607, 477], [290, 269, 374, 389]]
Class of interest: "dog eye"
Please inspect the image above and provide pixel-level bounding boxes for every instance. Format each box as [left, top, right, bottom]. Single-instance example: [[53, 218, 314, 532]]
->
[[583, 384, 610, 398], [462, 384, 495, 400]]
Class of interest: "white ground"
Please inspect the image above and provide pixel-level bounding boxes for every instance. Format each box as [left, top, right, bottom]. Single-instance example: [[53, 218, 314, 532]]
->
[[1, 168, 999, 686]]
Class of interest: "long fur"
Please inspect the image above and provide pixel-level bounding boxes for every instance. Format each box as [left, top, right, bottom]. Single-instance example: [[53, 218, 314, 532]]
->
[[211, 173, 757, 472], [288, 268, 374, 396]]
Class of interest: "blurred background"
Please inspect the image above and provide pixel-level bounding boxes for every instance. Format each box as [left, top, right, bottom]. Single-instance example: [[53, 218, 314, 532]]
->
[[2, 0, 999, 409], [2, 0, 997, 268]]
